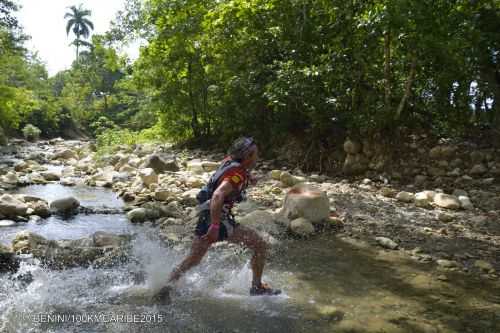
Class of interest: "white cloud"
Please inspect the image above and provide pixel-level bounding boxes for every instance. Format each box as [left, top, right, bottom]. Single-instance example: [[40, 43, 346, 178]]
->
[[16, 0, 136, 76]]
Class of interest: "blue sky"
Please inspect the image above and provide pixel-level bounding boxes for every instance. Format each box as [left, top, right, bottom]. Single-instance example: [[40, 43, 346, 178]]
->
[[15, 0, 139, 76]]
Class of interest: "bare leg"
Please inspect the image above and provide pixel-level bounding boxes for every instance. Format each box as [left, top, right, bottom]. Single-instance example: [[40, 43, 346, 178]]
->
[[227, 225, 268, 287], [168, 237, 211, 283]]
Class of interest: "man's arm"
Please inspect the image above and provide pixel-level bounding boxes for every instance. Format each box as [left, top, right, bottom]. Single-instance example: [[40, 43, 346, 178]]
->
[[209, 180, 234, 225], [201, 179, 234, 243]]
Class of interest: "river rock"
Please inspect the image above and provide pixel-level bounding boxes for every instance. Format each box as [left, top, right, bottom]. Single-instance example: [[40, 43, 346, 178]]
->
[[53, 149, 77, 160], [12, 230, 48, 254], [119, 164, 136, 173], [280, 171, 300, 187], [437, 259, 460, 269], [396, 191, 414, 203], [127, 208, 148, 223], [470, 164, 487, 175], [429, 146, 456, 160], [202, 161, 219, 172], [154, 190, 172, 201], [185, 176, 204, 188], [93, 231, 128, 248], [380, 187, 397, 198], [344, 139, 362, 154], [458, 196, 474, 210], [375, 237, 398, 250], [438, 213, 454, 222], [414, 191, 433, 208], [144, 154, 179, 173], [473, 260, 494, 273], [0, 220, 16, 227], [239, 210, 280, 237], [2, 172, 18, 184], [433, 193, 461, 210], [290, 217, 314, 236], [139, 168, 158, 186], [187, 160, 205, 174], [181, 189, 200, 206], [29, 201, 51, 217], [49, 197, 80, 214], [0, 194, 28, 218], [41, 171, 60, 181], [281, 184, 330, 224], [270, 170, 282, 180], [343, 154, 369, 175]]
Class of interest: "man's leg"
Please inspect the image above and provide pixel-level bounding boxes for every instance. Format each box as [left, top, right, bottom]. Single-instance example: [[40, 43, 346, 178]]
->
[[168, 237, 211, 283], [226, 225, 268, 287]]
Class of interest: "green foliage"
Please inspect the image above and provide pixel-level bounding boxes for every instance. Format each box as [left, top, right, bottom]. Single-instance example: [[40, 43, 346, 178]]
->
[[95, 124, 167, 156], [22, 124, 41, 141]]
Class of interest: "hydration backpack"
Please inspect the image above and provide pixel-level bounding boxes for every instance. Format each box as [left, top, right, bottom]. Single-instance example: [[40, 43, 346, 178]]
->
[[196, 159, 247, 205]]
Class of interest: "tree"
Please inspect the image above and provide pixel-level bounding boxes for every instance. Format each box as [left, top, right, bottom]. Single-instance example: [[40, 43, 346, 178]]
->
[[65, 4, 94, 61]]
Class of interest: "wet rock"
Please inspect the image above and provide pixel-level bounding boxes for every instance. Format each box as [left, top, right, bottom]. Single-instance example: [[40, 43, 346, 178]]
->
[[0, 219, 16, 227], [375, 237, 398, 250], [0, 243, 19, 272], [290, 217, 315, 236], [12, 230, 48, 254], [93, 231, 129, 248], [49, 196, 80, 215], [0, 194, 28, 218], [470, 164, 487, 175], [41, 171, 60, 181], [433, 193, 461, 210], [127, 208, 148, 223], [29, 200, 51, 217], [396, 191, 414, 203], [239, 210, 281, 237], [281, 184, 330, 224], [144, 154, 179, 173], [138, 168, 158, 187]]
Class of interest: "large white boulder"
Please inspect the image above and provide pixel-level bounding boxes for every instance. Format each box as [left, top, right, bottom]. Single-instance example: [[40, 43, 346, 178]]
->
[[433, 193, 461, 210], [281, 184, 330, 224]]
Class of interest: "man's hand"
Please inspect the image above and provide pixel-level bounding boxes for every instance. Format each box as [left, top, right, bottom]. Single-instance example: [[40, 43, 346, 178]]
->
[[201, 223, 219, 243]]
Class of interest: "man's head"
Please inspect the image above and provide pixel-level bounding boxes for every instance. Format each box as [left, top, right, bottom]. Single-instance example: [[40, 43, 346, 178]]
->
[[228, 137, 258, 169]]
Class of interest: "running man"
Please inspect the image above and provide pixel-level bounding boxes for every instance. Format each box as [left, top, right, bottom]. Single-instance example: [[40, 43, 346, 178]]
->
[[161, 137, 280, 296]]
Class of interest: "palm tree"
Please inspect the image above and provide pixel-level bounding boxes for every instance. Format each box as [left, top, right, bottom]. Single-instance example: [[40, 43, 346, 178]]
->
[[64, 4, 94, 61]]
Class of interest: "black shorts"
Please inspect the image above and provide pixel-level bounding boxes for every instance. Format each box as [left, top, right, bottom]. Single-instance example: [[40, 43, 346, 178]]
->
[[195, 210, 238, 242]]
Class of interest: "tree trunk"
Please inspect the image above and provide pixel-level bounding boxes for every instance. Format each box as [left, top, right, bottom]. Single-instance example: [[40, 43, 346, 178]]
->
[[396, 54, 417, 119], [187, 60, 199, 138], [384, 30, 391, 111]]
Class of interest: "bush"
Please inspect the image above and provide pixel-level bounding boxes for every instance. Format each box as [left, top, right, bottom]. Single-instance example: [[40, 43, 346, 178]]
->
[[22, 124, 42, 142]]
